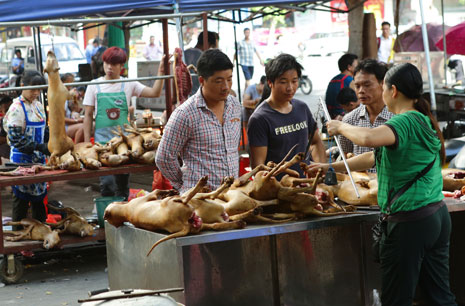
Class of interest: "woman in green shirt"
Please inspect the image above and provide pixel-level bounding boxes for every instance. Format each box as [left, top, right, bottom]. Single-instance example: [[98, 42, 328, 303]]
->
[[308, 63, 456, 305]]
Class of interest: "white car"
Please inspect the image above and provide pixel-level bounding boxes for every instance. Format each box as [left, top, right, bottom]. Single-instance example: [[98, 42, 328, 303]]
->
[[0, 35, 86, 80], [304, 32, 349, 56]]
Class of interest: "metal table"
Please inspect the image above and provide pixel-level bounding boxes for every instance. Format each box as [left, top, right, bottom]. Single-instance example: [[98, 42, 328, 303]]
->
[[0, 164, 155, 254], [444, 198, 465, 304], [106, 199, 465, 306], [106, 212, 381, 306]]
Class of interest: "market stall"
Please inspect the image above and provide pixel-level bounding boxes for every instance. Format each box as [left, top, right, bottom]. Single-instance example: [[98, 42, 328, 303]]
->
[[106, 213, 380, 306], [106, 198, 465, 306], [0, 164, 156, 282]]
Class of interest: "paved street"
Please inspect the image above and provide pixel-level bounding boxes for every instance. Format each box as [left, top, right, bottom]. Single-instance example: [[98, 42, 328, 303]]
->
[[1, 173, 154, 305]]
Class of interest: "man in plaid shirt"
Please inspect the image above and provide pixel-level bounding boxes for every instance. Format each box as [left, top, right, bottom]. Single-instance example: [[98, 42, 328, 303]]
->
[[155, 49, 241, 194], [339, 59, 394, 172], [234, 28, 264, 90]]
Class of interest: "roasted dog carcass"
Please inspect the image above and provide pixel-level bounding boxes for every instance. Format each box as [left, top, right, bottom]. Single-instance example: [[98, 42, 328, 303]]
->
[[47, 206, 94, 237], [75, 142, 102, 169], [43, 51, 79, 168], [4, 218, 60, 249], [442, 168, 465, 191]]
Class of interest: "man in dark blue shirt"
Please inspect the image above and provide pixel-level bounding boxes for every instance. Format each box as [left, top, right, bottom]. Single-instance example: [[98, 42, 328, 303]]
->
[[325, 53, 358, 119], [11, 50, 24, 75]]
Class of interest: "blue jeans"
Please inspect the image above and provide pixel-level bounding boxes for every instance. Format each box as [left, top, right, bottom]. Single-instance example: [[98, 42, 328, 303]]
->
[[99, 174, 130, 200]]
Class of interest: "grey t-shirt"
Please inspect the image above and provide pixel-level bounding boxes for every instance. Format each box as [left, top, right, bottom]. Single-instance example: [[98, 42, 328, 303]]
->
[[247, 99, 317, 176], [243, 84, 260, 123], [184, 47, 202, 96]]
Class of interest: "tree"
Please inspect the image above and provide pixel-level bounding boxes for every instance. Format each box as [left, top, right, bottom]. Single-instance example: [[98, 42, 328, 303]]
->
[[347, 0, 365, 58]]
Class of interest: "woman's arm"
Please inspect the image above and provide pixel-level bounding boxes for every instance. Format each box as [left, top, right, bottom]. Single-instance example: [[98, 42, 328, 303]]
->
[[305, 151, 375, 174], [83, 106, 94, 143], [65, 117, 83, 125], [327, 120, 396, 148]]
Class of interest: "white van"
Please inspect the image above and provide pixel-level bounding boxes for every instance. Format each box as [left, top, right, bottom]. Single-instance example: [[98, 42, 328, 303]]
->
[[0, 35, 87, 80]]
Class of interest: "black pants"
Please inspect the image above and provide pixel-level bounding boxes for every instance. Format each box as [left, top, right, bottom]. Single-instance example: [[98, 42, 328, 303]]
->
[[99, 174, 130, 200], [380, 204, 456, 306], [12, 194, 46, 230]]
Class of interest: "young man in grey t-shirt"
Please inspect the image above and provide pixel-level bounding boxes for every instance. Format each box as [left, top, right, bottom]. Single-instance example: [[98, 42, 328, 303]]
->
[[247, 54, 326, 176]]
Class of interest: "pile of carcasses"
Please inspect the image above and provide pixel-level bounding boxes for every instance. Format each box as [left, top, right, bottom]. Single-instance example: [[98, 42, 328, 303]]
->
[[4, 206, 94, 250], [56, 124, 161, 171], [104, 148, 381, 256]]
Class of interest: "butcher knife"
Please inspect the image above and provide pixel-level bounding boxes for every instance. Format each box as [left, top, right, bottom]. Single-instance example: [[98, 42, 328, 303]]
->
[[319, 97, 360, 198]]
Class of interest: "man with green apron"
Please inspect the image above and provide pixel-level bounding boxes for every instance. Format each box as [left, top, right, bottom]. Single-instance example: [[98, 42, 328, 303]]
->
[[83, 47, 166, 199]]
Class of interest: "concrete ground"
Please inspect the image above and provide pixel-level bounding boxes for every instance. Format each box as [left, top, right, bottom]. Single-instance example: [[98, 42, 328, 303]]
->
[[1, 172, 154, 305]]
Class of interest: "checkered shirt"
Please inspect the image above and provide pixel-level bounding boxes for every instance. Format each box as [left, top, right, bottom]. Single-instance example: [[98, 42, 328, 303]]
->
[[155, 90, 242, 194], [237, 40, 256, 66], [339, 104, 394, 172]]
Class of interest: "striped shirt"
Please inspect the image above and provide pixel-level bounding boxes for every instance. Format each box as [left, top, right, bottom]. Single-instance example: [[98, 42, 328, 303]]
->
[[155, 90, 242, 194], [237, 40, 256, 66], [339, 104, 394, 172]]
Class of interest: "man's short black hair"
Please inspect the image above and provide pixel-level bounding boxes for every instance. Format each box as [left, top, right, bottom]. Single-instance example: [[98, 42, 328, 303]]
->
[[381, 21, 391, 27], [244, 28, 250, 32], [354, 59, 388, 82], [336, 87, 358, 106], [265, 53, 303, 83], [196, 31, 219, 48], [0, 95, 12, 105], [259, 75, 266, 84], [15, 49, 21, 54], [197, 49, 233, 79], [61, 73, 74, 83], [338, 53, 358, 72]]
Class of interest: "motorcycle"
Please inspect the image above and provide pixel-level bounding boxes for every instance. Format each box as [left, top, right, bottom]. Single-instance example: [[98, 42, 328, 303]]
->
[[299, 75, 312, 95]]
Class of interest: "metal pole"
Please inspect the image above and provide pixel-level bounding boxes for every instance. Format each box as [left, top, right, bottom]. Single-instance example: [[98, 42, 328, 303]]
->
[[162, 19, 173, 120], [0, 12, 204, 27], [202, 13, 208, 51], [174, 2, 185, 62], [419, 0, 437, 112], [232, 10, 245, 151], [232, 11, 241, 102], [36, 28, 44, 74], [319, 97, 360, 198], [441, 0, 448, 87], [0, 75, 173, 93], [32, 27, 41, 72]]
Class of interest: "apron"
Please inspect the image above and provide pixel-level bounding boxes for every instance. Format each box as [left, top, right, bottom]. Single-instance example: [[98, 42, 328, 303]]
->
[[94, 82, 129, 144], [10, 97, 47, 200]]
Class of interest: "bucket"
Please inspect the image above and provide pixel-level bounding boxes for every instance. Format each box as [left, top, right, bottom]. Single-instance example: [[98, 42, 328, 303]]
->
[[94, 196, 125, 227]]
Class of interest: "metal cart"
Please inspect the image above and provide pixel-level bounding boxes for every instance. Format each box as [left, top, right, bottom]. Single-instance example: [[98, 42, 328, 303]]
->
[[0, 164, 155, 283]]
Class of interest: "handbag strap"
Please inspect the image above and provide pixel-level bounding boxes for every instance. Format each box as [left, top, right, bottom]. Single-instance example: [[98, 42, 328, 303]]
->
[[386, 155, 436, 214]]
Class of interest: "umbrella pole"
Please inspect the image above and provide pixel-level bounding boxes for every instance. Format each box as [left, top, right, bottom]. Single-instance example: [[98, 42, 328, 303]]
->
[[419, 0, 437, 114], [441, 0, 448, 87]]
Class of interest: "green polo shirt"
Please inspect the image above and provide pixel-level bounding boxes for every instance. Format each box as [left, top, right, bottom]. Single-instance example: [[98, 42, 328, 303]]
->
[[375, 111, 443, 214]]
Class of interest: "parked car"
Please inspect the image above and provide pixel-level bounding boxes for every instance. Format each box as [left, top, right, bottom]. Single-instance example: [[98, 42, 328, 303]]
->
[[305, 31, 349, 56], [0, 35, 86, 80]]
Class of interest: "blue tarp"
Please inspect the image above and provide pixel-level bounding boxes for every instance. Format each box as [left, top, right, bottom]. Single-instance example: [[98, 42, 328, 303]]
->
[[178, 0, 310, 12], [0, 0, 314, 22], [0, 0, 173, 22]]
